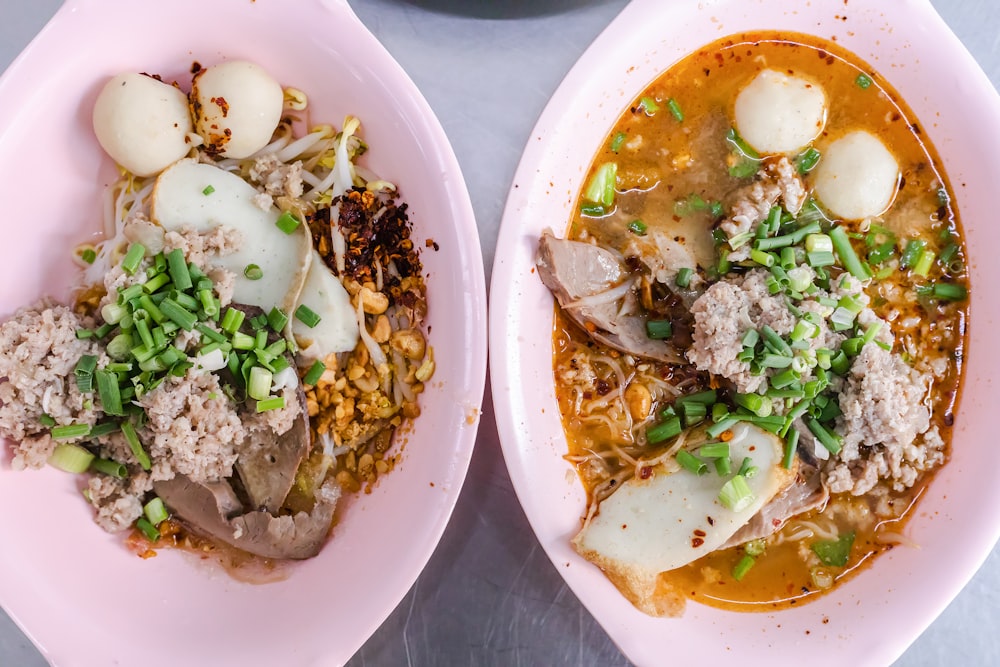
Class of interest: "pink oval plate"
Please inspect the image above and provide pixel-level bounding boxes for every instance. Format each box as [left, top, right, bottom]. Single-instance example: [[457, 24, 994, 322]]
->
[[491, 0, 1000, 665], [0, 1, 487, 665]]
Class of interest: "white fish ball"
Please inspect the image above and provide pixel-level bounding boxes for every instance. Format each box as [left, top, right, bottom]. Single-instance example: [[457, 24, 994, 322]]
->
[[191, 60, 283, 159], [813, 131, 900, 220], [92, 73, 193, 177], [734, 69, 827, 154]]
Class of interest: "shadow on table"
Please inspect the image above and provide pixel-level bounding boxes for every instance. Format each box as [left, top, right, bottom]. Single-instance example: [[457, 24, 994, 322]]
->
[[392, 0, 615, 19]]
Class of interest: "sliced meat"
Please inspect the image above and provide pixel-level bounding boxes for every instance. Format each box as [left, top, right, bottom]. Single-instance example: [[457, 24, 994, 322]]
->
[[236, 413, 309, 513], [720, 463, 828, 549], [535, 232, 682, 363], [236, 386, 311, 513], [154, 474, 339, 560]]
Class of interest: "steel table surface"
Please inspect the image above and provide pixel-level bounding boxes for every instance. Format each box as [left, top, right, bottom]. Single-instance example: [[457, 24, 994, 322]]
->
[[1, 0, 997, 665]]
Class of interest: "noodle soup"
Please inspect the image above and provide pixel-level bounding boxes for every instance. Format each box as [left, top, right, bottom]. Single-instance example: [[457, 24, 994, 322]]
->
[[539, 32, 968, 615]]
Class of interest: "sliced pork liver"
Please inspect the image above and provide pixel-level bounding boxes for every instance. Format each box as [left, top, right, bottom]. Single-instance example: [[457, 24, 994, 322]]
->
[[154, 474, 340, 560], [535, 231, 682, 363]]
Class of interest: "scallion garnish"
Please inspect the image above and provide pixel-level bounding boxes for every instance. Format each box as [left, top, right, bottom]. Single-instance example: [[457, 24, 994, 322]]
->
[[136, 517, 160, 542], [783, 429, 799, 469], [609, 132, 626, 153], [144, 497, 169, 525], [95, 369, 123, 416], [805, 417, 842, 455], [256, 396, 286, 412], [48, 443, 95, 473], [829, 226, 870, 280], [275, 211, 302, 235], [795, 147, 821, 174], [855, 73, 873, 89], [303, 360, 326, 386], [666, 98, 684, 122], [638, 96, 659, 115], [812, 531, 855, 567], [647, 416, 682, 444], [91, 458, 128, 478], [244, 264, 264, 280], [698, 442, 730, 459], [676, 450, 707, 475], [121, 243, 146, 275], [202, 185, 215, 195], [627, 219, 647, 236], [294, 304, 322, 328], [645, 319, 673, 340], [899, 239, 925, 269], [718, 474, 755, 512], [120, 420, 151, 470], [583, 162, 618, 207], [675, 267, 693, 288], [912, 249, 936, 277], [732, 554, 756, 581]]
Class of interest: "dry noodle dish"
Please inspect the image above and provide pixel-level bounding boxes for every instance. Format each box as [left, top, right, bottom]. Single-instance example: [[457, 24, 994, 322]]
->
[[536, 33, 968, 616], [0, 60, 434, 562]]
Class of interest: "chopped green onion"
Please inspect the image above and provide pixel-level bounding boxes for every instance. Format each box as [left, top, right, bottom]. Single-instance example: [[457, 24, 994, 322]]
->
[[95, 369, 123, 416], [829, 226, 870, 280], [938, 242, 959, 267], [159, 297, 198, 331], [676, 450, 707, 475], [807, 251, 836, 268], [812, 531, 856, 567], [675, 267, 694, 288], [714, 455, 732, 476], [734, 393, 772, 417], [294, 304, 322, 328], [303, 360, 326, 386], [144, 497, 169, 525], [165, 248, 192, 291], [244, 264, 264, 280], [121, 243, 146, 275], [198, 289, 218, 317], [754, 234, 796, 251], [732, 554, 756, 581], [912, 249, 936, 278], [855, 73, 873, 89], [136, 517, 160, 542], [737, 456, 757, 478], [39, 414, 57, 428], [769, 368, 801, 389], [626, 219, 648, 236], [221, 308, 246, 334], [744, 538, 767, 557], [676, 390, 718, 406], [795, 147, 821, 174], [583, 162, 618, 207], [79, 248, 97, 265], [698, 442, 730, 459], [750, 249, 775, 267], [580, 203, 606, 217], [806, 417, 842, 455], [609, 132, 626, 153], [921, 282, 967, 301], [783, 429, 799, 469], [248, 366, 273, 401], [645, 320, 673, 340], [202, 184, 215, 195], [48, 443, 95, 473], [647, 416, 682, 444], [719, 474, 755, 512], [707, 416, 740, 439], [760, 325, 792, 356], [638, 96, 660, 114], [899, 239, 926, 269], [666, 98, 684, 122], [91, 458, 128, 478], [232, 332, 256, 350], [256, 396, 286, 412], [682, 400, 707, 427], [741, 329, 759, 348], [276, 211, 302, 235], [120, 420, 151, 471], [50, 423, 91, 441], [267, 307, 289, 332], [726, 128, 760, 160]]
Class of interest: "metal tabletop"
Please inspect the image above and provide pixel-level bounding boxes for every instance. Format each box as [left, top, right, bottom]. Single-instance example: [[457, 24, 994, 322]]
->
[[1, 0, 998, 665]]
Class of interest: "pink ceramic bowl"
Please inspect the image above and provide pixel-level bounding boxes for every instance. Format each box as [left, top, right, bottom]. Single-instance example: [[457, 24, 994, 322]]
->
[[491, 0, 1000, 665], [0, 1, 487, 665]]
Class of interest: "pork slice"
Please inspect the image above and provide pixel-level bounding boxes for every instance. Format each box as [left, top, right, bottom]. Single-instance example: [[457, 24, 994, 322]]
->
[[153, 474, 339, 560], [236, 391, 310, 513], [535, 232, 682, 363], [720, 463, 828, 549]]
